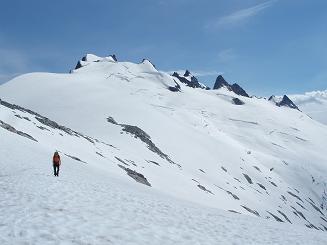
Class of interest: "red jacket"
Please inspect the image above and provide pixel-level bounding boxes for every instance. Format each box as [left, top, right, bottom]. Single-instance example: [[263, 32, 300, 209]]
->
[[53, 155, 61, 165]]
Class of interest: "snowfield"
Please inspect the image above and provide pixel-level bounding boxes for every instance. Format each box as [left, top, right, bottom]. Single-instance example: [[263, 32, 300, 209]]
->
[[1, 54, 327, 244], [1, 139, 327, 245]]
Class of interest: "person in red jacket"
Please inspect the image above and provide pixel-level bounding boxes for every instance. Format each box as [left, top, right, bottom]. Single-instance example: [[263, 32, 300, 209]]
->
[[53, 151, 61, 177]]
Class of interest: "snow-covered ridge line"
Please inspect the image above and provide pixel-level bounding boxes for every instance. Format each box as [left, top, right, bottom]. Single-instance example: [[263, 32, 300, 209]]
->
[[0, 99, 95, 143], [71, 53, 301, 111]]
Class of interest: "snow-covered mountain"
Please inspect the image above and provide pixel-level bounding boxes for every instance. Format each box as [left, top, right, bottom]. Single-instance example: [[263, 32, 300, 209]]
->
[[1, 54, 327, 244], [289, 90, 327, 125]]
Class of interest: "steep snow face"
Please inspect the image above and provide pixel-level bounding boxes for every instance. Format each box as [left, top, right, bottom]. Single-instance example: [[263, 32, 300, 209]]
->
[[289, 90, 327, 124], [1, 55, 327, 235]]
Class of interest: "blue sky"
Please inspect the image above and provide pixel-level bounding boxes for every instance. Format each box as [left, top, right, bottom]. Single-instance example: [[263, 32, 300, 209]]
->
[[0, 0, 326, 95]]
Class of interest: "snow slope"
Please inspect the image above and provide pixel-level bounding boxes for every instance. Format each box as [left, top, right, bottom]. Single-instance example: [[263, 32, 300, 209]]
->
[[1, 135, 327, 244], [1, 54, 327, 243], [289, 90, 327, 125]]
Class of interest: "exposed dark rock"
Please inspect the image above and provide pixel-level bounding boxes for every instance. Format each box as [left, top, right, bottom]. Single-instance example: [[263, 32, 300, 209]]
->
[[269, 95, 300, 110], [232, 98, 245, 105], [267, 211, 284, 222], [0, 99, 42, 116], [305, 223, 319, 230], [281, 195, 287, 202], [295, 136, 307, 142], [229, 118, 258, 125], [0, 120, 37, 142], [125, 159, 137, 166], [75, 60, 83, 69], [278, 210, 292, 223], [296, 202, 306, 210], [111, 54, 118, 62], [243, 173, 253, 184], [199, 169, 205, 173], [221, 166, 227, 172], [282, 160, 289, 166], [308, 197, 316, 204], [197, 184, 214, 194], [184, 70, 191, 77], [75, 54, 116, 70], [234, 178, 241, 183], [96, 152, 105, 158], [147, 160, 160, 166], [288, 191, 304, 203], [257, 183, 266, 190], [172, 71, 209, 90], [37, 125, 50, 131], [115, 156, 129, 166], [278, 95, 299, 110], [168, 80, 181, 92], [307, 200, 325, 216], [35, 117, 94, 143], [253, 166, 261, 172], [65, 154, 87, 163], [241, 205, 260, 217], [141, 59, 156, 68], [213, 75, 249, 97], [231, 84, 249, 97], [291, 206, 307, 221], [0, 99, 114, 147], [228, 210, 241, 214], [226, 190, 240, 200], [118, 164, 151, 186], [270, 181, 277, 187], [213, 75, 229, 89], [321, 216, 327, 223], [107, 116, 118, 125], [107, 116, 180, 168]]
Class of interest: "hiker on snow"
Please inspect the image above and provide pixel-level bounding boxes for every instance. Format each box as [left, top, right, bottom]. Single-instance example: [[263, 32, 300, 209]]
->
[[53, 151, 61, 176]]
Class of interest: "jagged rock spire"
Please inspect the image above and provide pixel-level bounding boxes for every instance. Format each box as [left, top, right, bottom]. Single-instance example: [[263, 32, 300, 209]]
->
[[172, 70, 210, 90], [213, 75, 249, 97], [269, 95, 300, 110]]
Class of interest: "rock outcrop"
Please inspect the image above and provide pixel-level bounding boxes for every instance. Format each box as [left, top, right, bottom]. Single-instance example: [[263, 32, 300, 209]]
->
[[213, 75, 249, 97]]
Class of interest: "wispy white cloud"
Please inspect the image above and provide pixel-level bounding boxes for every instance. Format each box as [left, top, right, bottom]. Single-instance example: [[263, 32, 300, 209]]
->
[[217, 48, 236, 63], [163, 69, 223, 77], [207, 0, 277, 29]]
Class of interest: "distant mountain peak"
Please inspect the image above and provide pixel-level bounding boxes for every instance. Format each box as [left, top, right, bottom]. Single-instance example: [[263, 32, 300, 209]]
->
[[213, 75, 249, 97], [184, 70, 191, 77], [213, 75, 229, 89], [279, 95, 300, 110], [74, 53, 117, 70], [172, 70, 209, 90], [268, 95, 300, 110]]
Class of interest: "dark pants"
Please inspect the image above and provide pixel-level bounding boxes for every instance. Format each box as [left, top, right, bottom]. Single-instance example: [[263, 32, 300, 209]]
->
[[53, 164, 60, 176]]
